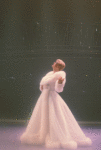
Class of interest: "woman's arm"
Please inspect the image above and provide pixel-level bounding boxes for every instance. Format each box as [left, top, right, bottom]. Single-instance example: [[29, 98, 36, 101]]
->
[[40, 71, 59, 86], [55, 71, 66, 93]]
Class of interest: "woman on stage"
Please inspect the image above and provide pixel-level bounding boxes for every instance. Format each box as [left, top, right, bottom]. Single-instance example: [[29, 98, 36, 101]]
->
[[20, 59, 92, 149]]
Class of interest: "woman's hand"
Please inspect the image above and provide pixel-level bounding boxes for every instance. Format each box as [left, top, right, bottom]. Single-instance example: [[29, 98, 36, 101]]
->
[[58, 77, 64, 84]]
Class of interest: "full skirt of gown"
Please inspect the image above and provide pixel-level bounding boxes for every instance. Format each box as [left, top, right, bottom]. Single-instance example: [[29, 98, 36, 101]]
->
[[20, 88, 92, 149]]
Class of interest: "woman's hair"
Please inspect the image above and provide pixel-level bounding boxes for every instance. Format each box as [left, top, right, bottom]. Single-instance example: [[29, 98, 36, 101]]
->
[[55, 59, 66, 71]]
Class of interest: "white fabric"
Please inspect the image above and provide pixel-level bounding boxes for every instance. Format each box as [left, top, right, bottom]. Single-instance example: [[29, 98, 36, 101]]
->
[[20, 71, 92, 149]]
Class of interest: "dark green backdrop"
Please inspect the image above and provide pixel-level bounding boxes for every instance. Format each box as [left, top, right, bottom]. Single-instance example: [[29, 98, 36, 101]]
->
[[0, 0, 101, 121]]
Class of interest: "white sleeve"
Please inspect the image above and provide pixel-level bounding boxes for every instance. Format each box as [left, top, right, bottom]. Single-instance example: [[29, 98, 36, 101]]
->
[[55, 71, 66, 93], [40, 72, 59, 85]]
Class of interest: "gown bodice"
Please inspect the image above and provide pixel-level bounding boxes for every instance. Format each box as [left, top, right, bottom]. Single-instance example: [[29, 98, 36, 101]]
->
[[40, 71, 66, 93]]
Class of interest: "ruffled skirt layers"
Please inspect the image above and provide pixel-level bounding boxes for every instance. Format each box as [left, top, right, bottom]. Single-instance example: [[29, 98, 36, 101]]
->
[[20, 89, 92, 149]]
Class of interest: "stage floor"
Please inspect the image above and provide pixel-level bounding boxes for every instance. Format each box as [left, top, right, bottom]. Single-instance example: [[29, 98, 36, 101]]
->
[[0, 125, 101, 150]]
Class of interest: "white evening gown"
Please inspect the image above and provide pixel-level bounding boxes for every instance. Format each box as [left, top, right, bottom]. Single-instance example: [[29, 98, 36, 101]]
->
[[20, 71, 92, 149]]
